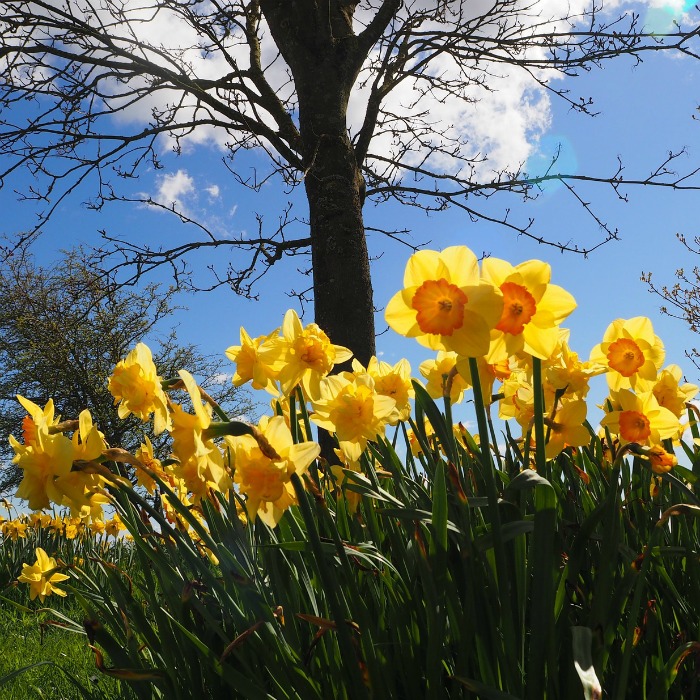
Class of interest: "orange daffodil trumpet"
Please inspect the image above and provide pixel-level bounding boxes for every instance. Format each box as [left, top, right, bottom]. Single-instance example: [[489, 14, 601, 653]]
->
[[385, 246, 503, 358], [481, 257, 577, 362], [590, 317, 665, 392]]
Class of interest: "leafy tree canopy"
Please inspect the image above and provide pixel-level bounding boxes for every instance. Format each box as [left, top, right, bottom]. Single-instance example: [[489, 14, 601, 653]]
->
[[0, 244, 255, 495]]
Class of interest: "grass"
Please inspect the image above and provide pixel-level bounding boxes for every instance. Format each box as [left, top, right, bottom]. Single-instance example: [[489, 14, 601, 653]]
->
[[0, 603, 130, 699]]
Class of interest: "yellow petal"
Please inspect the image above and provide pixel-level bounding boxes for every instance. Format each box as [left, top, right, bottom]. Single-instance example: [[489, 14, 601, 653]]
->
[[440, 246, 480, 288], [481, 257, 514, 287]]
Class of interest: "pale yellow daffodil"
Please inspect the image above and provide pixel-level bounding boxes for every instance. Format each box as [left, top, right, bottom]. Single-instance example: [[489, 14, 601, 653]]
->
[[225, 326, 280, 395], [108, 343, 171, 434], [311, 372, 398, 462], [353, 356, 414, 423], [18, 548, 70, 602], [262, 309, 353, 399], [227, 415, 320, 527], [420, 351, 470, 404]]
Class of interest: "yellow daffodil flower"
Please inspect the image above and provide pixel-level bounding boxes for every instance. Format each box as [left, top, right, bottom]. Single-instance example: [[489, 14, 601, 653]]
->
[[2, 519, 28, 540], [18, 548, 70, 602], [169, 370, 231, 499], [482, 257, 577, 361], [331, 449, 363, 514], [311, 372, 398, 462], [589, 317, 665, 392], [600, 389, 680, 446], [262, 309, 353, 399], [227, 415, 320, 527], [385, 246, 503, 358], [225, 327, 280, 395], [406, 419, 436, 457], [646, 444, 678, 474], [134, 436, 168, 495], [353, 356, 414, 423], [9, 398, 75, 511], [651, 364, 698, 418], [105, 513, 125, 538], [455, 355, 512, 406], [108, 343, 171, 434], [544, 399, 590, 459], [545, 334, 607, 400], [498, 369, 536, 432], [420, 351, 470, 404]]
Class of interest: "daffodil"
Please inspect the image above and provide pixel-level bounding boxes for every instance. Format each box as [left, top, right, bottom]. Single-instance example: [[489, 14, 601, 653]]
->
[[544, 399, 590, 459], [545, 334, 607, 400], [134, 436, 168, 495], [455, 355, 512, 406], [385, 246, 503, 358], [481, 257, 576, 361], [50, 409, 111, 517], [227, 415, 320, 527], [18, 548, 70, 602], [651, 365, 698, 418], [108, 343, 171, 434], [263, 309, 353, 399], [331, 449, 363, 514], [354, 356, 414, 423], [16, 395, 60, 447], [311, 372, 398, 462], [169, 370, 231, 499], [2, 519, 28, 540], [9, 398, 75, 511], [420, 351, 470, 404], [225, 327, 280, 395], [600, 389, 680, 446], [646, 444, 678, 474], [105, 513, 125, 538], [498, 369, 536, 432], [590, 317, 665, 392], [406, 419, 436, 457]]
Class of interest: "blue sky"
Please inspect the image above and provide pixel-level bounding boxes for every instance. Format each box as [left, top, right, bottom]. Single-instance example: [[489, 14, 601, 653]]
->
[[2, 0, 700, 426]]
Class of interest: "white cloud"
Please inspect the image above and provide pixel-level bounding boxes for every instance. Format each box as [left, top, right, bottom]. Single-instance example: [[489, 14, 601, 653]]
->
[[75, 1, 676, 185], [209, 372, 232, 385], [205, 184, 220, 199], [155, 169, 195, 211]]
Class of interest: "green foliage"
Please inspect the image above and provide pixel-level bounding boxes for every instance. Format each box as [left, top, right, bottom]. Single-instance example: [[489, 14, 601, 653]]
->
[[3, 376, 700, 697]]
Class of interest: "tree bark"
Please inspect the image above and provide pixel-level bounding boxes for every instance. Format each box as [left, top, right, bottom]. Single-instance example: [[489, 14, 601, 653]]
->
[[259, 0, 376, 367], [303, 132, 375, 367]]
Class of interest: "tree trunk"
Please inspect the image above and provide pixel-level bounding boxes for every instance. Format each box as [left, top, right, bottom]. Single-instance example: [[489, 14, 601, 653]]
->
[[259, 0, 376, 367], [303, 133, 375, 367]]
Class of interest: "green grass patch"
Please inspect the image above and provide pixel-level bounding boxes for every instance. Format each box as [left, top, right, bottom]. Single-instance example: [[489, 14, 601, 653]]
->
[[0, 603, 131, 700]]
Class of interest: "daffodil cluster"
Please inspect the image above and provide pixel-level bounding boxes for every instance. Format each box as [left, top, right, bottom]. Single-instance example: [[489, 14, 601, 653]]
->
[[592, 317, 698, 471], [0, 511, 126, 542], [385, 246, 697, 467], [6, 244, 699, 537]]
